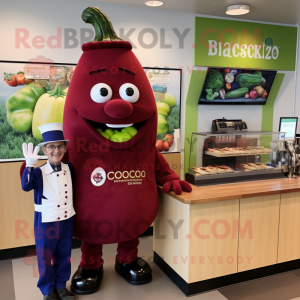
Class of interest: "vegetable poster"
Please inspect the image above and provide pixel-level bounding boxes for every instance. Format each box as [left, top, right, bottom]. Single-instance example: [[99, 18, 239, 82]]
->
[[0, 63, 181, 161], [199, 67, 276, 104], [0, 62, 75, 161], [144, 68, 181, 153]]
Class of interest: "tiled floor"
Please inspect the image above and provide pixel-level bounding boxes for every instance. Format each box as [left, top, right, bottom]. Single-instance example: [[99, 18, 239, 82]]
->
[[1, 236, 300, 300]]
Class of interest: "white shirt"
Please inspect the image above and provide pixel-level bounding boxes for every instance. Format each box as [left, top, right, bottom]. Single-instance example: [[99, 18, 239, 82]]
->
[[34, 161, 76, 223]]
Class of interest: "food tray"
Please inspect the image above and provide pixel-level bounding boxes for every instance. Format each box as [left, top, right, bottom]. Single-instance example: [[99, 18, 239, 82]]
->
[[205, 149, 273, 157], [192, 164, 276, 176]]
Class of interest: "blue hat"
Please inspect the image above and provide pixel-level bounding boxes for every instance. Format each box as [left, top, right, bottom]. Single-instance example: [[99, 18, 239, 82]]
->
[[38, 122, 69, 146]]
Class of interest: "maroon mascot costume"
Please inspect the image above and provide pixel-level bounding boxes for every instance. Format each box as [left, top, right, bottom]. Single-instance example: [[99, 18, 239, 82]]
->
[[63, 7, 192, 295]]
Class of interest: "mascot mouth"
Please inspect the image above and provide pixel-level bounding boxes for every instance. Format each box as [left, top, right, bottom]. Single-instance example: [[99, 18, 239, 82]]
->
[[79, 114, 153, 148]]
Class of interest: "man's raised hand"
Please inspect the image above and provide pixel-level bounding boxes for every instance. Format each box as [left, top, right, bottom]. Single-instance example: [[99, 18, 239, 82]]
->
[[22, 143, 42, 167]]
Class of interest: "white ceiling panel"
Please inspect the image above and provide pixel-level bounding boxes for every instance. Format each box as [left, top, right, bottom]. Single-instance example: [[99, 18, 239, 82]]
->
[[92, 0, 300, 25]]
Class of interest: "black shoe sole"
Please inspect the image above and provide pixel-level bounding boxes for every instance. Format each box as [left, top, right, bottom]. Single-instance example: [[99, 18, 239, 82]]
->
[[70, 285, 100, 295], [70, 271, 103, 295], [115, 266, 152, 285]]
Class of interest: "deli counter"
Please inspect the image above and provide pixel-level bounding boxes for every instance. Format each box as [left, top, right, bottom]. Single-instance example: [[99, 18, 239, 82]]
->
[[185, 131, 285, 186], [154, 131, 300, 295], [154, 177, 300, 296]]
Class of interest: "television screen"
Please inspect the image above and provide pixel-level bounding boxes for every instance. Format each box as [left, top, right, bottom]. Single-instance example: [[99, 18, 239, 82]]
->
[[198, 67, 277, 105]]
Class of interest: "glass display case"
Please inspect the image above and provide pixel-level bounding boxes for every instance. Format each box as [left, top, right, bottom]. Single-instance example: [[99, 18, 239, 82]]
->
[[185, 131, 286, 186]]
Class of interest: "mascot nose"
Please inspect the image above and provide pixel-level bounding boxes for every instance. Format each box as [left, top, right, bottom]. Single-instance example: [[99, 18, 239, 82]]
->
[[104, 100, 133, 118]]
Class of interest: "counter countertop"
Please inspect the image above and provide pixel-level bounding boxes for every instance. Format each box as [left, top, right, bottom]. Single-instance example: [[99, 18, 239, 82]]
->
[[160, 176, 300, 204]]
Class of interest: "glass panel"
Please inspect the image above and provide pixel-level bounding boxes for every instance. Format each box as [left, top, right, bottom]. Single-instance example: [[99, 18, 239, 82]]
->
[[189, 132, 284, 176]]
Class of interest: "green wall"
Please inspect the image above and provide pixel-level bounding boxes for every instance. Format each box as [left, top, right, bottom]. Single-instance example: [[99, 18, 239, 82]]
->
[[183, 16, 296, 175], [184, 70, 206, 174], [261, 74, 285, 131]]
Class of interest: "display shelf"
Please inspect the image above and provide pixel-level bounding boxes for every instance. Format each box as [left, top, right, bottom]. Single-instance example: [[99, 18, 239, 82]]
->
[[193, 131, 286, 137], [192, 167, 234, 175], [192, 164, 277, 176], [187, 131, 284, 186], [205, 149, 273, 157]]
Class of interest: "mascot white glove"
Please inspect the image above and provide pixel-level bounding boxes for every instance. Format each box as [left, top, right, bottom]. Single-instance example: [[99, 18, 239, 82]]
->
[[22, 143, 41, 167]]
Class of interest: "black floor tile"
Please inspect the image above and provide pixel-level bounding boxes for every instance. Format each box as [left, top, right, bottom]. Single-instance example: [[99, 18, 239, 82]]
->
[[218, 272, 300, 300], [0, 260, 15, 300]]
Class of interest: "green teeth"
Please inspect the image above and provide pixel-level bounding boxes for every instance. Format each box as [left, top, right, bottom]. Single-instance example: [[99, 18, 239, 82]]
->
[[96, 126, 138, 143]]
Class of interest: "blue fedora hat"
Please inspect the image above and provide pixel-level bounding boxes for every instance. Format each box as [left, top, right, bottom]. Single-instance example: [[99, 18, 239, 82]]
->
[[38, 122, 69, 146]]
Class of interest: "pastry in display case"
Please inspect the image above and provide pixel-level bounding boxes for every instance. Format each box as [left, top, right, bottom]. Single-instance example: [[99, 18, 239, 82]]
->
[[185, 131, 285, 186]]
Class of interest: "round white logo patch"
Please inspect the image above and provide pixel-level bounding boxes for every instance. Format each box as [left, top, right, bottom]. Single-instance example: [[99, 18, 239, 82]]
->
[[91, 167, 106, 186]]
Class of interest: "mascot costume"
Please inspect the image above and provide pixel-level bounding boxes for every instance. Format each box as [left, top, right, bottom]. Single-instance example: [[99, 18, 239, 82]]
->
[[63, 7, 192, 295]]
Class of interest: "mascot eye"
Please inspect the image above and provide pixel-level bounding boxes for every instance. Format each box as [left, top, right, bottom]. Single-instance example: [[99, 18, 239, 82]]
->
[[90, 83, 112, 103], [119, 83, 139, 103]]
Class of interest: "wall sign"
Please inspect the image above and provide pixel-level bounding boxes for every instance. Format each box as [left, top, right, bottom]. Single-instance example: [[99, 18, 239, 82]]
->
[[194, 17, 297, 71]]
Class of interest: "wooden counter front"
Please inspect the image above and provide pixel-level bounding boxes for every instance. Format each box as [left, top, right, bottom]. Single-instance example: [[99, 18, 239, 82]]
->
[[154, 177, 300, 295], [0, 153, 180, 251], [165, 176, 300, 204]]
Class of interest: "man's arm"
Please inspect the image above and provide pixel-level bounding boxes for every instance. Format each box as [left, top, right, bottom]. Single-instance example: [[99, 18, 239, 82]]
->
[[67, 161, 74, 181], [21, 164, 37, 192]]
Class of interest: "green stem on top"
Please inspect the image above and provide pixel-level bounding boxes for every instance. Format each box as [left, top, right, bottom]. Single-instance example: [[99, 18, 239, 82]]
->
[[81, 6, 123, 42], [47, 83, 66, 98]]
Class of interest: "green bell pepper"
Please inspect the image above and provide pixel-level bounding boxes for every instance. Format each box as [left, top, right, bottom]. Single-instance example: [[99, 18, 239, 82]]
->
[[6, 82, 46, 133]]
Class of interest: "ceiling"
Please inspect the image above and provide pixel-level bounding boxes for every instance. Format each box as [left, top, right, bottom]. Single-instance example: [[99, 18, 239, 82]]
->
[[95, 0, 300, 25]]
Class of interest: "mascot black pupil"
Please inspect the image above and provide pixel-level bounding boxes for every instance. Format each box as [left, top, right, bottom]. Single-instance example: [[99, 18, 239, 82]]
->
[[100, 88, 108, 97], [126, 87, 134, 96]]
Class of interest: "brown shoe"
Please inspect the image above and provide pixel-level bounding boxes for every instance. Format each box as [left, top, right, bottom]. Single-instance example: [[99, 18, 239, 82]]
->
[[55, 288, 76, 300]]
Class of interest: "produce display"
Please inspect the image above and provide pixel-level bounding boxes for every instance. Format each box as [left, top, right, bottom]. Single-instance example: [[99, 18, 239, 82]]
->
[[156, 134, 173, 152], [0, 64, 75, 159], [200, 68, 276, 104], [0, 63, 181, 159], [153, 81, 180, 153]]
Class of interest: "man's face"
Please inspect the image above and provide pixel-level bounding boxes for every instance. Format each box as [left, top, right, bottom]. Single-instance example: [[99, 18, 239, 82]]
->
[[42, 141, 67, 165]]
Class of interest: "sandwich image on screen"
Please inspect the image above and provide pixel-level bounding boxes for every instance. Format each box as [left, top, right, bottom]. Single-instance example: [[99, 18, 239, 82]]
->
[[199, 67, 277, 105]]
